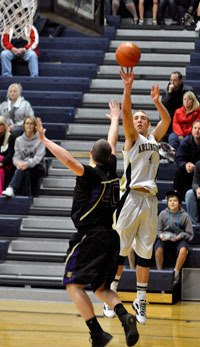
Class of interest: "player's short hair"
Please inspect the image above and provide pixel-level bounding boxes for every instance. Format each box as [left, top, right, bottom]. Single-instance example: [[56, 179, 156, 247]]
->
[[166, 190, 182, 204], [92, 139, 112, 165]]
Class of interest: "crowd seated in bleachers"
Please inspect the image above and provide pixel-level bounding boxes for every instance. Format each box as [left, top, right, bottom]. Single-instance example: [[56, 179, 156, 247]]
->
[[168, 91, 200, 149], [0, 83, 34, 138], [2, 115, 46, 197], [0, 116, 15, 195], [161, 71, 196, 142], [154, 190, 193, 285]]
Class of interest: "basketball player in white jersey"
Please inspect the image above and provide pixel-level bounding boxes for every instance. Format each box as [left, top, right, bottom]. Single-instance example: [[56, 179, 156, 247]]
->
[[104, 68, 171, 324]]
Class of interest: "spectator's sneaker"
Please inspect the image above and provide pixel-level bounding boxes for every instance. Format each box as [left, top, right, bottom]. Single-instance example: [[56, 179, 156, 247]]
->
[[132, 298, 147, 325], [103, 304, 116, 318], [152, 19, 157, 25], [121, 313, 139, 346], [173, 272, 180, 285], [139, 19, 144, 25], [90, 331, 113, 347], [195, 20, 200, 31], [2, 187, 14, 197]]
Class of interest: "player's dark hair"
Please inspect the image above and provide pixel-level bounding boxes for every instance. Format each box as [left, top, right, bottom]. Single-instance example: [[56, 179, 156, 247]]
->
[[92, 139, 112, 165]]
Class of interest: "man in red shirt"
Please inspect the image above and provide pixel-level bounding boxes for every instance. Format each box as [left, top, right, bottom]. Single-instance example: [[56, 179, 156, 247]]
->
[[1, 25, 39, 77]]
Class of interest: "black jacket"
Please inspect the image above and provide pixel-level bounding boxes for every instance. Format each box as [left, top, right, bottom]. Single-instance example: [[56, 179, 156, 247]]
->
[[175, 134, 200, 171]]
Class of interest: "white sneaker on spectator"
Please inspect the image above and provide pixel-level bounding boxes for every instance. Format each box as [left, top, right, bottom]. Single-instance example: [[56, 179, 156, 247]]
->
[[103, 304, 116, 318], [195, 20, 200, 31], [132, 298, 147, 324], [2, 187, 14, 197]]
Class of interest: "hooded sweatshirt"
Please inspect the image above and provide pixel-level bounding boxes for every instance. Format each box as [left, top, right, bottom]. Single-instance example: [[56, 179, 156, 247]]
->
[[158, 207, 194, 241], [13, 132, 45, 168]]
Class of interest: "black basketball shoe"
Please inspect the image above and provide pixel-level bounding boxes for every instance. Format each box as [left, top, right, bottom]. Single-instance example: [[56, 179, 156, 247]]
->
[[121, 313, 139, 346], [90, 331, 113, 347]]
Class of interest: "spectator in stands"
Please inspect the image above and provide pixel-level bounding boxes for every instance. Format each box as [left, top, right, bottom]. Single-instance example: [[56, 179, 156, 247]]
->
[[161, 71, 196, 140], [168, 91, 200, 150], [185, 160, 200, 225], [157, 0, 180, 25], [0, 22, 39, 77], [138, 0, 158, 25], [2, 116, 46, 197], [35, 105, 139, 347], [154, 190, 193, 285], [173, 120, 200, 200], [0, 116, 15, 195], [0, 83, 34, 138], [112, 0, 139, 24], [175, 0, 197, 23]]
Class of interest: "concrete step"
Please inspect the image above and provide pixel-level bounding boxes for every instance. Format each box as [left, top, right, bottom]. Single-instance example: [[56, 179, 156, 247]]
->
[[0, 261, 64, 287], [75, 107, 160, 123], [115, 29, 197, 41], [110, 39, 195, 53], [104, 52, 190, 66], [82, 93, 159, 107], [97, 65, 186, 79], [7, 238, 68, 262], [20, 216, 76, 238]]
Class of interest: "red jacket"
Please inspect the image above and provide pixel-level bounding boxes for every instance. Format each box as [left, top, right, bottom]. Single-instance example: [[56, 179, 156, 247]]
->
[[1, 26, 39, 55], [172, 106, 200, 136]]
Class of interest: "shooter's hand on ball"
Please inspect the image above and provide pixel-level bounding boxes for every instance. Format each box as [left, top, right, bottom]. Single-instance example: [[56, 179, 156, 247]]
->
[[120, 67, 134, 90]]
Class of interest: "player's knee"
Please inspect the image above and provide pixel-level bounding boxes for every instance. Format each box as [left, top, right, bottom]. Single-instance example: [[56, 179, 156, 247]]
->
[[135, 254, 151, 267]]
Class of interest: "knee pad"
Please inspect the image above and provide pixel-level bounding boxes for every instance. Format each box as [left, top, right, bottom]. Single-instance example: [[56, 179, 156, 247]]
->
[[135, 254, 151, 267]]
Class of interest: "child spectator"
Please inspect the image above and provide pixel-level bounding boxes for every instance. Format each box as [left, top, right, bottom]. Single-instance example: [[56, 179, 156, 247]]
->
[[168, 91, 200, 150], [154, 190, 193, 285], [2, 115, 46, 197], [0, 83, 34, 138], [0, 116, 15, 195]]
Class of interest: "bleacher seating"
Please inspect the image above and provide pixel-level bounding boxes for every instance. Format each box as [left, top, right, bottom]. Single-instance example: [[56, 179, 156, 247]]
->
[[0, 16, 200, 302]]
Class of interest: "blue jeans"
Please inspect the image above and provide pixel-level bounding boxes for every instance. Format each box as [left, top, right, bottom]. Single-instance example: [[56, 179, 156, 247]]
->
[[185, 189, 200, 225], [1, 49, 38, 77], [9, 165, 45, 196], [168, 132, 181, 150]]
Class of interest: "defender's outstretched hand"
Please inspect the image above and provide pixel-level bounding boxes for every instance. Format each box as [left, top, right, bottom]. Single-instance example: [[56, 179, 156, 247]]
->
[[106, 100, 121, 121], [36, 117, 46, 142], [151, 85, 160, 103]]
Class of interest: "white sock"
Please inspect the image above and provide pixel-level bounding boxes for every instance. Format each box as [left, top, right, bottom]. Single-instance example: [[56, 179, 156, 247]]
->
[[111, 275, 120, 292], [136, 282, 148, 301]]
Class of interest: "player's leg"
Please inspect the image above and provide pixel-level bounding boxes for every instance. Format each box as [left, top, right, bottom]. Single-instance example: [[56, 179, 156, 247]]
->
[[67, 283, 112, 347], [95, 283, 139, 346]]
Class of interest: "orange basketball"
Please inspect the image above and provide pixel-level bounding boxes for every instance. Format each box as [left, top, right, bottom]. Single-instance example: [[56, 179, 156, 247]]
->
[[115, 42, 141, 68]]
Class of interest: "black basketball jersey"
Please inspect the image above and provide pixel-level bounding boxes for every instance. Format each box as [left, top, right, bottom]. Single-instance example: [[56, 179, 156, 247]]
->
[[71, 154, 119, 230]]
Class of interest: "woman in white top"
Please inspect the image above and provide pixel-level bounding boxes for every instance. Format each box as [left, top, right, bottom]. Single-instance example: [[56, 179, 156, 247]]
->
[[0, 83, 34, 137]]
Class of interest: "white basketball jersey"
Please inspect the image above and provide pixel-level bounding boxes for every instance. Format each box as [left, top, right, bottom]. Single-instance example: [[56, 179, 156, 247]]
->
[[120, 133, 160, 195]]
